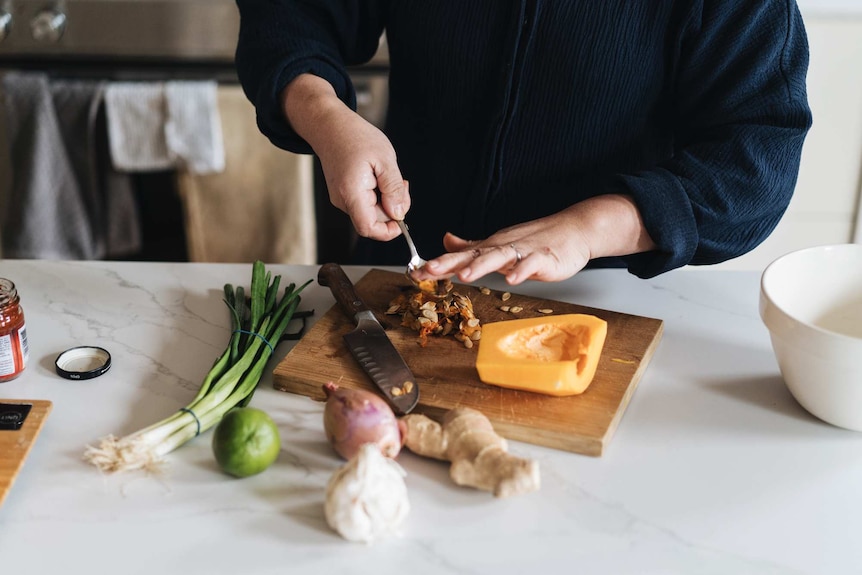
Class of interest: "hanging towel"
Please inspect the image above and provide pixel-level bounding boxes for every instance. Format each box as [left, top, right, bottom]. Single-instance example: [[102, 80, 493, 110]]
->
[[93, 101, 144, 258], [105, 81, 224, 175], [177, 85, 316, 264], [104, 83, 171, 172], [165, 81, 225, 174], [0, 71, 141, 260]]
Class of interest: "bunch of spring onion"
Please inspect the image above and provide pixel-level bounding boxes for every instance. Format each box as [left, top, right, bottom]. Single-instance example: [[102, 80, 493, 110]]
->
[[84, 261, 312, 473]]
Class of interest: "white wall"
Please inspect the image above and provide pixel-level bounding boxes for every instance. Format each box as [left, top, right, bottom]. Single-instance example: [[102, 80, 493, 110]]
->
[[797, 0, 862, 15], [710, 9, 862, 271]]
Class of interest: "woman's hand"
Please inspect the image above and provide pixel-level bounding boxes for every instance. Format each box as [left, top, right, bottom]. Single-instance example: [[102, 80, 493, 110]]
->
[[282, 74, 409, 241], [415, 194, 657, 285]]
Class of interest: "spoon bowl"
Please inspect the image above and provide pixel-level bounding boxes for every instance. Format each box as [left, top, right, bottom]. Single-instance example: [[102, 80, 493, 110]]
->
[[396, 220, 452, 297]]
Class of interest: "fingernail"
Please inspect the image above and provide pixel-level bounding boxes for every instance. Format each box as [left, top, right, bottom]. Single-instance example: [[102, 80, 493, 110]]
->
[[392, 202, 405, 220]]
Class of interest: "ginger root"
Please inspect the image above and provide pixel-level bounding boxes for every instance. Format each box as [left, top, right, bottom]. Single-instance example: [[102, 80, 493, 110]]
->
[[401, 407, 540, 498]]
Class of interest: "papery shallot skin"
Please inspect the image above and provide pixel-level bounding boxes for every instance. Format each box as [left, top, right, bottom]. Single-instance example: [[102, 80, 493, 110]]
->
[[322, 382, 405, 460]]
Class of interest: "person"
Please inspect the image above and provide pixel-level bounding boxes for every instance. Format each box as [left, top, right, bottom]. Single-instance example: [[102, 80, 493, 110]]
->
[[234, 1, 812, 286]]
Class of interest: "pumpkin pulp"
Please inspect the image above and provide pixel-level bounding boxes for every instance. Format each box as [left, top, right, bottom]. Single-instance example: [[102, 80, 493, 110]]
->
[[475, 314, 608, 396]]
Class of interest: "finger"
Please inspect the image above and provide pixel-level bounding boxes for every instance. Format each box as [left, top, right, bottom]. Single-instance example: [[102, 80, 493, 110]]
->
[[344, 188, 400, 240], [340, 185, 377, 226], [349, 214, 402, 240], [423, 236, 489, 276], [423, 233, 477, 275], [442, 232, 474, 252], [504, 252, 542, 285], [374, 203, 389, 223], [458, 245, 519, 283], [377, 170, 409, 221], [415, 249, 476, 279]]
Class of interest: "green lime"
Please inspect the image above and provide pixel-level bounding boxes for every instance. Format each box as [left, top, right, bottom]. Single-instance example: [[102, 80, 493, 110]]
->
[[212, 407, 281, 477]]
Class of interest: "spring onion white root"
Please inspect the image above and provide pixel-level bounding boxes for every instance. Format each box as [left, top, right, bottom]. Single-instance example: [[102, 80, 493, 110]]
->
[[83, 261, 311, 473]]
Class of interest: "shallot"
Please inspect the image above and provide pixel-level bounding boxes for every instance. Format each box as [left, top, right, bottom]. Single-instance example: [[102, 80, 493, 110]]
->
[[322, 382, 405, 460]]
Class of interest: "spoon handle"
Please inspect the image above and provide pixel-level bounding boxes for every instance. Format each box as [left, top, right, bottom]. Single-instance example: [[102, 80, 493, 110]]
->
[[396, 220, 421, 262]]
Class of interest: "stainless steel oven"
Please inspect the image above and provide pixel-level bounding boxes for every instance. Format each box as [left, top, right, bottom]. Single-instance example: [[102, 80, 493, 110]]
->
[[0, 0, 240, 66], [0, 0, 389, 262]]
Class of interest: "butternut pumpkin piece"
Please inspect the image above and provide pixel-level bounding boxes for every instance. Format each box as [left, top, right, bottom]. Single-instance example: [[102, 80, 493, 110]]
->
[[475, 314, 608, 396]]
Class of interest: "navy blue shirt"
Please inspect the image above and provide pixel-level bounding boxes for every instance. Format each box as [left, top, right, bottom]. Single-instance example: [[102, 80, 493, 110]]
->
[[235, 0, 812, 277]]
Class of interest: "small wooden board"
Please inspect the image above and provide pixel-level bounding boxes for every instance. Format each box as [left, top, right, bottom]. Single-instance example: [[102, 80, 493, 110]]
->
[[0, 399, 52, 508], [273, 269, 663, 456]]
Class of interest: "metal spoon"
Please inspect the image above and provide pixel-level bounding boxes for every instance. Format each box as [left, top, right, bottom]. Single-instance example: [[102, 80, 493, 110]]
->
[[396, 220, 427, 275], [395, 220, 453, 297]]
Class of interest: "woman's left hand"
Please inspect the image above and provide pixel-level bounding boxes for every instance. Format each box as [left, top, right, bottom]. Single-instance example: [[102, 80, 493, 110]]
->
[[417, 215, 589, 286], [412, 194, 656, 286]]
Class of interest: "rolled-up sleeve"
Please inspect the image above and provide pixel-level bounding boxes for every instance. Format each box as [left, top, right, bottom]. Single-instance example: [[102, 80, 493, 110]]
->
[[234, 0, 388, 153], [619, 0, 812, 278]]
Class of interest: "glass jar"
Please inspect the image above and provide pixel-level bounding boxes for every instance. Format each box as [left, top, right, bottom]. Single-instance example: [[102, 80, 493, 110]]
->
[[0, 278, 29, 382]]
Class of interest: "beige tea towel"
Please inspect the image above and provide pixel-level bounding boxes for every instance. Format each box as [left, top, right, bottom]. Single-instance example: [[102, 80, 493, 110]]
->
[[177, 85, 316, 264]]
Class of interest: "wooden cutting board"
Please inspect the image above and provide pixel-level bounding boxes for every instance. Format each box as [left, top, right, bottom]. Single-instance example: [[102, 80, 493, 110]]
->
[[273, 269, 663, 456], [0, 399, 52, 508]]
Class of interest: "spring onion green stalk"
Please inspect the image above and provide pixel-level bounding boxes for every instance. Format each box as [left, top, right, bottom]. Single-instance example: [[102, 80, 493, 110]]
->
[[83, 261, 312, 473]]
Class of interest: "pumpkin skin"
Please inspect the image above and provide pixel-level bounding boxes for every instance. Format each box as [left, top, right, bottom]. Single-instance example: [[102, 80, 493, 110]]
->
[[475, 314, 608, 396]]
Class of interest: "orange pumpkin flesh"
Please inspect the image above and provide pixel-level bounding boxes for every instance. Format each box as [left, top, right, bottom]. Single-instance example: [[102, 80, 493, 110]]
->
[[475, 314, 608, 396]]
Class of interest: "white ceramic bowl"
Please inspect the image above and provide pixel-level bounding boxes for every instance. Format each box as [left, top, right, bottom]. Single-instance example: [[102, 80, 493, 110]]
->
[[760, 244, 862, 430]]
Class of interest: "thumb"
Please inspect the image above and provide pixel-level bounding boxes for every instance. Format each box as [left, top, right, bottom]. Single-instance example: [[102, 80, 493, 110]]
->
[[443, 232, 473, 252], [378, 174, 410, 221]]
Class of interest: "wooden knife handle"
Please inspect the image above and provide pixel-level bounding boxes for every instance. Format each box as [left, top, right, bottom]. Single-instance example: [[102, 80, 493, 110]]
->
[[318, 263, 371, 317]]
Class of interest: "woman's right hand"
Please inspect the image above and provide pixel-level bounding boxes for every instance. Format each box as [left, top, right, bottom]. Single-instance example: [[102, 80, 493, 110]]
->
[[282, 74, 409, 241]]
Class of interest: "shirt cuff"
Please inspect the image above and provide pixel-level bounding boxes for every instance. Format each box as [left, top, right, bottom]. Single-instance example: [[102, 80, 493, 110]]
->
[[256, 56, 357, 154], [615, 169, 698, 278]]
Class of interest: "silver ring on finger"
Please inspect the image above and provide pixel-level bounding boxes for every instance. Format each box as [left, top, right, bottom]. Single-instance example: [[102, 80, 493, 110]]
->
[[509, 243, 523, 264]]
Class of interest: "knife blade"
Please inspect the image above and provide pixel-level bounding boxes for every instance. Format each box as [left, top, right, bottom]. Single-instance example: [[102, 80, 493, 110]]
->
[[317, 263, 420, 415]]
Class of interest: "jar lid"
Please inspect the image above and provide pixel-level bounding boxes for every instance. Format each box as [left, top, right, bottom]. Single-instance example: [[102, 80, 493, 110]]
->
[[55, 346, 112, 380], [0, 278, 16, 306]]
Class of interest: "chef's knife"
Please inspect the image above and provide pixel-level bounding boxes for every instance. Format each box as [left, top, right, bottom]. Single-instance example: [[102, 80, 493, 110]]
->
[[317, 263, 420, 415]]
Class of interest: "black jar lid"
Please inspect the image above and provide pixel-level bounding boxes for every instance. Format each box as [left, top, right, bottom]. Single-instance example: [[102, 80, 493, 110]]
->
[[55, 346, 112, 380]]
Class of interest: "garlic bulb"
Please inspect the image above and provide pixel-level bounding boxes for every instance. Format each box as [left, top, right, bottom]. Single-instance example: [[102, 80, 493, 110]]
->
[[324, 443, 410, 543]]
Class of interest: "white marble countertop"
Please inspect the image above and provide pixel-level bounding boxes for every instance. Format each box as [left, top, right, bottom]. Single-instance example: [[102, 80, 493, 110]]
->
[[0, 260, 859, 575]]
